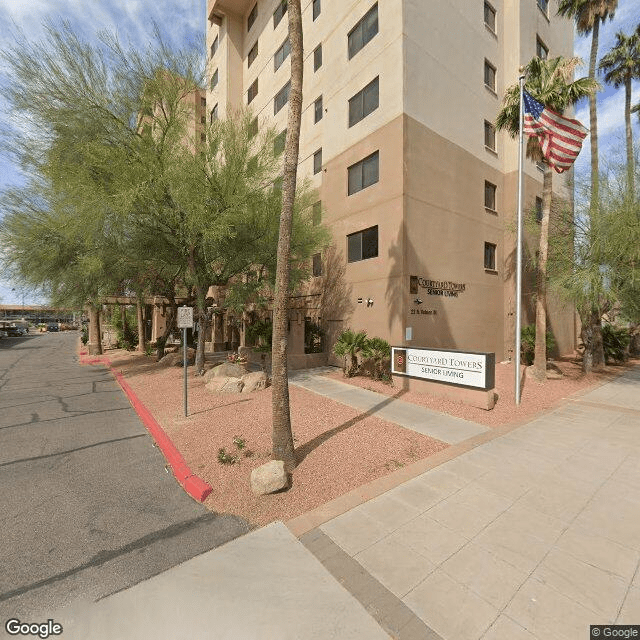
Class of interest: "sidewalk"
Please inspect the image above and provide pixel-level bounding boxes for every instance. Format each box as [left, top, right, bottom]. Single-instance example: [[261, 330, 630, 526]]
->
[[56, 365, 640, 640]]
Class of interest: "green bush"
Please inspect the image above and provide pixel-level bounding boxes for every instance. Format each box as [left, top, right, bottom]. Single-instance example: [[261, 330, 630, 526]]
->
[[80, 325, 88, 345], [247, 318, 273, 350], [521, 324, 556, 366], [333, 329, 369, 377], [363, 337, 391, 380], [602, 324, 630, 364]]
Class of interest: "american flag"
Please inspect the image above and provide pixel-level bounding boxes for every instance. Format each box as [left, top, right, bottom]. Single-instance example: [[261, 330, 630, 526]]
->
[[523, 90, 588, 173]]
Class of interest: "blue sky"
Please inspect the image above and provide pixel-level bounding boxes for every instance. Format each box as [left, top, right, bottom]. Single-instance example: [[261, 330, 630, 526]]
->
[[0, 1, 638, 305]]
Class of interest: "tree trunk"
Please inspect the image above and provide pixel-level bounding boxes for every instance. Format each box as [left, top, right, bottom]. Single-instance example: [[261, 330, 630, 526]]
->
[[625, 75, 634, 199], [581, 306, 605, 373], [588, 18, 600, 214], [194, 287, 208, 374], [157, 293, 178, 361], [136, 293, 146, 352], [531, 164, 553, 382], [271, 0, 303, 473], [87, 305, 103, 355]]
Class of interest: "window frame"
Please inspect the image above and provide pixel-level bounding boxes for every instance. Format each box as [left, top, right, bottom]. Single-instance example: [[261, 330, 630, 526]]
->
[[348, 76, 379, 127], [536, 36, 548, 60], [313, 148, 322, 175], [248, 40, 258, 67], [484, 1, 496, 33], [273, 0, 287, 29], [247, 78, 259, 105], [537, 0, 549, 17], [484, 120, 496, 152], [210, 35, 219, 58], [348, 3, 379, 60], [314, 95, 323, 124], [347, 150, 379, 195], [210, 104, 219, 123], [484, 59, 496, 93], [274, 80, 291, 114], [484, 181, 497, 211], [210, 68, 219, 90], [347, 226, 379, 263], [274, 37, 290, 71], [312, 0, 321, 21], [313, 44, 323, 71], [484, 242, 497, 271], [247, 3, 258, 31]]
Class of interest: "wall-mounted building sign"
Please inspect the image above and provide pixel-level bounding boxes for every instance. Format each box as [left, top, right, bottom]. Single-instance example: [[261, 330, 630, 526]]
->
[[392, 346, 495, 390], [409, 276, 466, 298]]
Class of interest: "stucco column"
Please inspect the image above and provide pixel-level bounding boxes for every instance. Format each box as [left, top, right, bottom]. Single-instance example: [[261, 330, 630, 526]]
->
[[87, 306, 103, 355], [213, 311, 225, 351]]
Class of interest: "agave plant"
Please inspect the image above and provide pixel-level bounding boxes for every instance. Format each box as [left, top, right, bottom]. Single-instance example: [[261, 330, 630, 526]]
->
[[333, 329, 369, 377]]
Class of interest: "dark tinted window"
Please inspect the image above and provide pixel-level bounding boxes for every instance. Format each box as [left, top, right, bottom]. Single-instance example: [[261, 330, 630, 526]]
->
[[348, 226, 378, 262], [273, 1, 287, 28], [274, 38, 290, 71], [484, 242, 497, 270], [248, 78, 258, 104], [348, 76, 379, 127], [314, 96, 323, 123], [274, 81, 291, 114], [348, 151, 379, 195], [313, 148, 322, 174], [314, 44, 322, 71], [348, 4, 378, 60], [248, 41, 258, 67], [247, 3, 257, 31]]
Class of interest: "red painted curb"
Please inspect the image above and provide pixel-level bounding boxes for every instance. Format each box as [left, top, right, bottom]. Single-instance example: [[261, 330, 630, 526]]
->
[[110, 369, 213, 503]]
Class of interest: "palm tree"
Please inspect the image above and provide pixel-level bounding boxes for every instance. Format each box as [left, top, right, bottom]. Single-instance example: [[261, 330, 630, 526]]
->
[[599, 26, 640, 198], [333, 329, 370, 377], [557, 0, 617, 210], [271, 0, 303, 472], [496, 56, 598, 381], [366, 337, 391, 380]]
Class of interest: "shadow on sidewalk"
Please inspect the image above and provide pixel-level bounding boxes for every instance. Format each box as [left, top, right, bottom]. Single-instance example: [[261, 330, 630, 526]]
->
[[295, 389, 407, 465]]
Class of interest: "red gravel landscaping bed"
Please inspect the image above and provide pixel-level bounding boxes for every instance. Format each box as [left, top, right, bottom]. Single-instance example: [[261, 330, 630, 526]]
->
[[106, 351, 448, 526], [327, 356, 640, 428]]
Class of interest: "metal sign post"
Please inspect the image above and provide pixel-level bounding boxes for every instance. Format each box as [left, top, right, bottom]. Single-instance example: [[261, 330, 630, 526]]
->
[[177, 306, 194, 417]]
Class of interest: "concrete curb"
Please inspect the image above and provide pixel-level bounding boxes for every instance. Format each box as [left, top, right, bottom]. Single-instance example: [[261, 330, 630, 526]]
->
[[78, 346, 213, 503]]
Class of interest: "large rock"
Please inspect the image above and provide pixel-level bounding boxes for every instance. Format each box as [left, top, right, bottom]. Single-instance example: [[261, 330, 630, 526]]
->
[[159, 347, 195, 367], [206, 361, 249, 380], [241, 371, 269, 393], [205, 376, 244, 394], [250, 460, 289, 496]]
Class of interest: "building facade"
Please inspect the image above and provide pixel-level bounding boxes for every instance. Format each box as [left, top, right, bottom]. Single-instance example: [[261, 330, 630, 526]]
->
[[205, 0, 577, 363]]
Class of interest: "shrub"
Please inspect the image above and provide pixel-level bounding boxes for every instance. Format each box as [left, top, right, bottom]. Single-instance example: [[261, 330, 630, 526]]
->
[[333, 329, 369, 377], [521, 324, 556, 366], [602, 324, 630, 364], [247, 318, 273, 350], [80, 325, 88, 345], [364, 337, 391, 380]]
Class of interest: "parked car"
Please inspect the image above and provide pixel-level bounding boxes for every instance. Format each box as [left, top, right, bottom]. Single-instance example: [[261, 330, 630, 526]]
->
[[5, 326, 26, 337], [47, 323, 59, 332], [0, 330, 7, 339]]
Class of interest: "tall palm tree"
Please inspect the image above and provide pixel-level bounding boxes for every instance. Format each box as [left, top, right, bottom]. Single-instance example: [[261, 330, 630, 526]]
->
[[496, 56, 598, 382], [271, 0, 303, 472], [557, 0, 617, 210], [599, 26, 640, 198]]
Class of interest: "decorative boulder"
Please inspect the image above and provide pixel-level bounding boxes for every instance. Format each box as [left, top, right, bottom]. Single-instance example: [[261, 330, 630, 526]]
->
[[241, 371, 269, 393], [159, 347, 196, 367], [238, 346, 252, 359], [205, 376, 244, 394], [250, 460, 289, 496], [206, 362, 250, 380]]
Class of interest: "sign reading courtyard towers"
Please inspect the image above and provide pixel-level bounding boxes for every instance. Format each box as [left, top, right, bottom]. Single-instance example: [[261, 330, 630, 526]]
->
[[392, 346, 495, 391]]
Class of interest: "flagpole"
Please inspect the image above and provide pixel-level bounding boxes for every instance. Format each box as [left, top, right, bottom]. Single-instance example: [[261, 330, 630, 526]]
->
[[515, 70, 525, 405]]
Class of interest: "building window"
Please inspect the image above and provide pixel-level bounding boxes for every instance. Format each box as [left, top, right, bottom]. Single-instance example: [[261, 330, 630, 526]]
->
[[535, 196, 543, 223], [484, 242, 497, 270], [484, 2, 496, 33], [348, 151, 379, 195], [274, 38, 290, 71], [314, 96, 323, 123], [348, 76, 379, 127], [537, 0, 548, 16], [313, 0, 321, 20], [485, 181, 497, 211], [312, 253, 323, 276], [273, 0, 287, 28], [348, 226, 378, 263], [312, 201, 321, 225], [274, 129, 287, 155], [313, 148, 322, 174], [210, 35, 219, 58], [248, 117, 258, 139], [248, 78, 258, 104], [201, 114, 206, 124], [484, 60, 496, 92], [248, 41, 259, 67], [247, 3, 258, 31], [210, 104, 219, 123], [210, 68, 219, 90], [201, 96, 206, 108], [348, 3, 378, 60], [314, 44, 322, 71], [274, 80, 291, 114], [484, 120, 496, 151], [536, 36, 548, 59]]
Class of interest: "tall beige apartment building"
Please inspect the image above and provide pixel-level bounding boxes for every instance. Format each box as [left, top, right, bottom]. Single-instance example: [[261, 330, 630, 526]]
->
[[205, 0, 577, 363]]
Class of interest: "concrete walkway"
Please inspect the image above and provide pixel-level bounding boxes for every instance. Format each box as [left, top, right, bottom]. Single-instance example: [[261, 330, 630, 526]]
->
[[289, 367, 489, 444], [48, 365, 640, 640]]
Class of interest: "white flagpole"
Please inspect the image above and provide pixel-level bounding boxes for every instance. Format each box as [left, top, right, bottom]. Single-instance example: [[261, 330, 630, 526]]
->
[[515, 71, 525, 405]]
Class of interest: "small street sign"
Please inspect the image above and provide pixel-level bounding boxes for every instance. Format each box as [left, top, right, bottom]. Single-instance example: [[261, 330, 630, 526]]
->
[[177, 306, 193, 329]]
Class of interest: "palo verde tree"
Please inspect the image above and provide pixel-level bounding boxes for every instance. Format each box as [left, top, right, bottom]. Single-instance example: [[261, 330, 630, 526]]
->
[[496, 56, 598, 380]]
